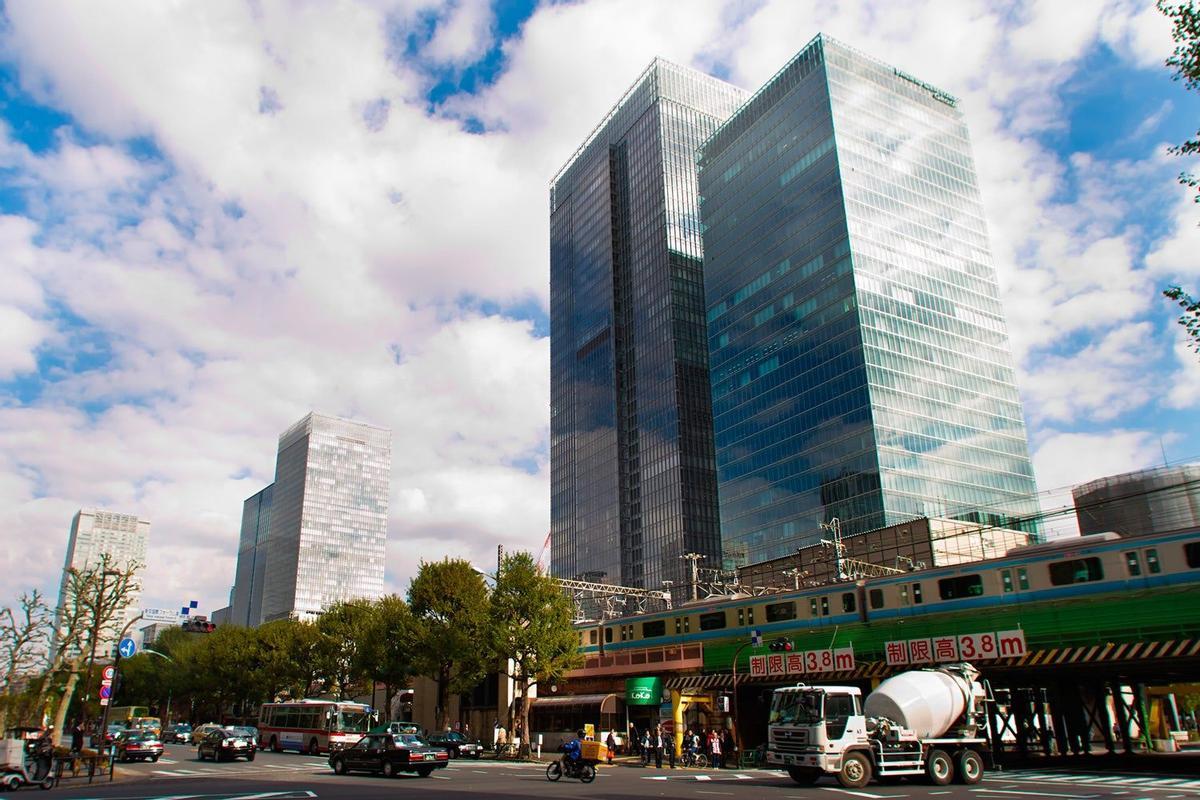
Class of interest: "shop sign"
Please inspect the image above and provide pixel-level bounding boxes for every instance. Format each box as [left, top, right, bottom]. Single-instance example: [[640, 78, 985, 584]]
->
[[748, 645, 854, 678], [625, 676, 664, 706], [883, 629, 1026, 667]]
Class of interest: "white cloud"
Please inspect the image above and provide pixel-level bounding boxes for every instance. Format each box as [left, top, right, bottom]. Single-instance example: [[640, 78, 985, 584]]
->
[[0, 0, 1196, 616]]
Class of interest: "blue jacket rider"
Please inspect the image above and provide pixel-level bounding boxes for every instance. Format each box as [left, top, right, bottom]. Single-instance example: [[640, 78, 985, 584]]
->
[[562, 730, 585, 763]]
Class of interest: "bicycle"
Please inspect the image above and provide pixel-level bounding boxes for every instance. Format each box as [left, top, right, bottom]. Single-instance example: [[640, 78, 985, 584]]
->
[[495, 742, 520, 758], [680, 750, 708, 769]]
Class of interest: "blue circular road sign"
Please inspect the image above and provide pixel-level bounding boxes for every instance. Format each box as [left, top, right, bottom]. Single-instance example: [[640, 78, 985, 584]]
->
[[118, 638, 137, 658]]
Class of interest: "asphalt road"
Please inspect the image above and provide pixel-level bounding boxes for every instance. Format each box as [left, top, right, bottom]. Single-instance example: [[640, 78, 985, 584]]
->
[[47, 744, 1200, 800]]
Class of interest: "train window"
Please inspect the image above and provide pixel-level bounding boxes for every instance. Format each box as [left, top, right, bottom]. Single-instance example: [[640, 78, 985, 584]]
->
[[1001, 570, 1013, 592], [810, 598, 819, 617], [675, 618, 682, 635], [1017, 568, 1029, 590], [1125, 552, 1142, 577], [737, 609, 745, 626], [899, 585, 909, 605], [748, 607, 755, 625], [1146, 549, 1161, 574], [869, 588, 884, 609], [938, 575, 984, 600], [1187, 543, 1200, 569], [912, 583, 923, 604], [605, 627, 613, 643], [683, 617, 690, 633], [1048, 557, 1104, 586], [643, 620, 666, 638], [842, 592, 856, 613], [766, 601, 796, 622], [620, 626, 626, 642], [699, 611, 726, 631], [820, 596, 830, 616], [590, 630, 597, 644]]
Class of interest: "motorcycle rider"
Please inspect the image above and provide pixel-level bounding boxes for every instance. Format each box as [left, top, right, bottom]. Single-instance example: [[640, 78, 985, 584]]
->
[[560, 729, 586, 774]]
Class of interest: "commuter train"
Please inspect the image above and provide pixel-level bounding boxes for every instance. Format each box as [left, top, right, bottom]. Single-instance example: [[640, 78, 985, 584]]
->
[[574, 527, 1200, 669]]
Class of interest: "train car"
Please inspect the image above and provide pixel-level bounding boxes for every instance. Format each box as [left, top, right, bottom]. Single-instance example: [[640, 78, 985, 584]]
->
[[573, 527, 1200, 671]]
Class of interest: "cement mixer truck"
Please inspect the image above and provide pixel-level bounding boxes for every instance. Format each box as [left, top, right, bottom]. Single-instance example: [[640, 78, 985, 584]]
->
[[765, 663, 990, 788]]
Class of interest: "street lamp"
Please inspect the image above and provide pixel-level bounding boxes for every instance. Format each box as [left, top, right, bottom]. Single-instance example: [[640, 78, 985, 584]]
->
[[143, 647, 176, 726]]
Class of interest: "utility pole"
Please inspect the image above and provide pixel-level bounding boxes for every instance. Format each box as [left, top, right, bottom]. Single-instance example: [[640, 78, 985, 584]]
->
[[680, 553, 703, 602], [497, 544, 503, 579], [820, 518, 846, 582]]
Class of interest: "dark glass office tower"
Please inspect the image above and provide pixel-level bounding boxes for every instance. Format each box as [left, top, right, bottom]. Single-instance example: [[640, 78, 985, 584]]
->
[[699, 35, 1041, 565], [550, 60, 747, 594]]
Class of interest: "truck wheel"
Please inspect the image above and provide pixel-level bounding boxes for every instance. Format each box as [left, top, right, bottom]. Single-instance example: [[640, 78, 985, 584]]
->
[[925, 749, 954, 786], [838, 752, 872, 789], [955, 750, 983, 785], [788, 767, 821, 785]]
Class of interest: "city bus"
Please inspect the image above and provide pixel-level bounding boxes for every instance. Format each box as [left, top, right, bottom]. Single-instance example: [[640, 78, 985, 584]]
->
[[108, 706, 161, 737], [258, 700, 375, 755]]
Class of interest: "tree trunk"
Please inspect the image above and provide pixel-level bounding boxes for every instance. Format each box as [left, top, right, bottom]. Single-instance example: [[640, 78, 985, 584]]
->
[[436, 664, 451, 732], [518, 680, 532, 757], [384, 684, 396, 722], [51, 668, 82, 746]]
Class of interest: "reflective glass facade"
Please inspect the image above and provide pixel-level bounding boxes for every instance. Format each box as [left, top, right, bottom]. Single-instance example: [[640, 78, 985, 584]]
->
[[230, 483, 273, 627], [260, 413, 391, 622], [699, 36, 1040, 565], [550, 60, 747, 595]]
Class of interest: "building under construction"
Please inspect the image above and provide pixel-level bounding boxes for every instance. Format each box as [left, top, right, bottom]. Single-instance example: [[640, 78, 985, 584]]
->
[[1073, 464, 1200, 538]]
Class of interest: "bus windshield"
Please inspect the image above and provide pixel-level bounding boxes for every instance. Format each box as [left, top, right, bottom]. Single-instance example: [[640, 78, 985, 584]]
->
[[769, 691, 823, 725], [336, 710, 370, 733]]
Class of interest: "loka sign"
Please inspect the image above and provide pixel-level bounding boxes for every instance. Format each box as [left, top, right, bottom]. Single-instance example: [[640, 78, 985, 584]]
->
[[884, 629, 1026, 667], [749, 646, 855, 678]]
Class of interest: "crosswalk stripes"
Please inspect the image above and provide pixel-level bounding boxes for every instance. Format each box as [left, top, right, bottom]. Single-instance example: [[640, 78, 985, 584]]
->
[[1006, 771, 1200, 792]]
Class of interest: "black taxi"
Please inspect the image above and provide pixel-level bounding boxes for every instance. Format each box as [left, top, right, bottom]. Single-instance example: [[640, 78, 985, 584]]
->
[[329, 732, 449, 778]]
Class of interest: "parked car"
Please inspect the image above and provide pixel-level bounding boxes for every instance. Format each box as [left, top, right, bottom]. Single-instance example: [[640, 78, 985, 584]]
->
[[426, 731, 484, 758], [329, 733, 448, 778], [197, 728, 256, 762], [163, 723, 193, 744], [114, 731, 164, 762], [370, 722, 421, 735], [224, 726, 259, 750]]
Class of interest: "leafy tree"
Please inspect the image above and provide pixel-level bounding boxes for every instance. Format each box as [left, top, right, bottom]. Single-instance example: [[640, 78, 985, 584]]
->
[[0, 590, 52, 732], [314, 601, 374, 700], [1158, 2, 1200, 351], [256, 619, 322, 701], [488, 552, 582, 749], [409, 559, 490, 731], [360, 595, 417, 721]]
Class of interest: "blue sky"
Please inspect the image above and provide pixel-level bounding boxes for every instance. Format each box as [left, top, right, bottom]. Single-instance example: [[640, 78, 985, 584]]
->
[[0, 0, 1197, 616]]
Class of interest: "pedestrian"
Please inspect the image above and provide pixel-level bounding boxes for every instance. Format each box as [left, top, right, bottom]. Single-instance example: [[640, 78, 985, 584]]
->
[[495, 724, 507, 754], [640, 729, 651, 766], [463, 722, 470, 739], [605, 731, 616, 765], [653, 725, 663, 769], [70, 719, 84, 754], [722, 728, 735, 768], [711, 727, 723, 768], [629, 723, 639, 757], [667, 729, 676, 769]]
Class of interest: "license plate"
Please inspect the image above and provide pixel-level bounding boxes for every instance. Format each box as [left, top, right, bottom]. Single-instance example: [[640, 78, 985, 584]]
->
[[424, 753, 434, 761]]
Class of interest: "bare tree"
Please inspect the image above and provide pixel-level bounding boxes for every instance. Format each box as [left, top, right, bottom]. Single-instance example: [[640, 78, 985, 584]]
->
[[0, 591, 53, 732], [40, 554, 143, 745]]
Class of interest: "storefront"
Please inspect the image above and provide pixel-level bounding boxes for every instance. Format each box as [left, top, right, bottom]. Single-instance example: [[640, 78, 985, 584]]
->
[[530, 693, 622, 753]]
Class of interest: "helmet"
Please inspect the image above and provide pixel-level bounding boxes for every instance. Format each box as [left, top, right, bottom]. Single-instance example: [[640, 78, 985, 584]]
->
[[577, 730, 586, 739]]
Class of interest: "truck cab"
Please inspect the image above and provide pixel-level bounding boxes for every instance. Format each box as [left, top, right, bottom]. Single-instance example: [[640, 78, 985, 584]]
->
[[766, 686, 869, 776]]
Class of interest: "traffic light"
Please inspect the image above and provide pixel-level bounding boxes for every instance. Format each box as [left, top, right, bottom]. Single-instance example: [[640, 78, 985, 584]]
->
[[769, 638, 793, 652]]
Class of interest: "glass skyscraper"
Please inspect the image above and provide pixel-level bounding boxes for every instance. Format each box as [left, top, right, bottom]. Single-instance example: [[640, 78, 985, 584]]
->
[[550, 60, 747, 594], [699, 35, 1041, 565], [258, 412, 391, 622], [230, 483, 273, 627]]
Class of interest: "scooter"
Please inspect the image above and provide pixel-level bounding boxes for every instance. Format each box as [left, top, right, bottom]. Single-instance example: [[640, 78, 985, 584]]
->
[[545, 757, 598, 783]]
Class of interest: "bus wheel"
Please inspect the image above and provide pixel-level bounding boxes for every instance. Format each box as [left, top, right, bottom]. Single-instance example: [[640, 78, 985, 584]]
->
[[270, 737, 280, 753], [838, 752, 872, 789], [955, 750, 983, 785], [307, 739, 320, 756]]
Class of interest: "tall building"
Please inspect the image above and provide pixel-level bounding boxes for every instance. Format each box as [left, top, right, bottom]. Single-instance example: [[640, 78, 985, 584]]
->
[[229, 483, 273, 626], [1073, 464, 1200, 538], [52, 508, 149, 657], [549, 59, 748, 594], [698, 35, 1041, 565], [258, 413, 392, 623]]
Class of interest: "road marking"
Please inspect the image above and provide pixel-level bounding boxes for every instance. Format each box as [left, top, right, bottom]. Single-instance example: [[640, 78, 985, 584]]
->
[[821, 788, 906, 799], [973, 790, 1100, 799], [696, 792, 734, 796]]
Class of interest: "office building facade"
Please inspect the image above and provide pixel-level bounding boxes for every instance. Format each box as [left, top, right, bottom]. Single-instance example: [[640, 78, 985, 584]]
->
[[549, 59, 747, 594], [699, 35, 1041, 564], [259, 413, 392, 622], [52, 508, 149, 656], [229, 483, 273, 626]]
